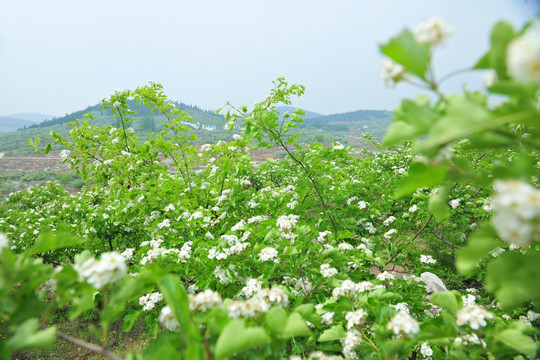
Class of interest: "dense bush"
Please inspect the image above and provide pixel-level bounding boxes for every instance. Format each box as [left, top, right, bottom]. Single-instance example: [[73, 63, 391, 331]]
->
[[0, 17, 539, 359]]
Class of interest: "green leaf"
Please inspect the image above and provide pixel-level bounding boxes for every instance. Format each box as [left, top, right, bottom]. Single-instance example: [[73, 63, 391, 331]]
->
[[495, 329, 537, 358], [215, 319, 270, 360], [456, 224, 504, 275], [383, 97, 437, 147], [140, 332, 182, 360], [473, 52, 490, 69], [486, 252, 540, 309], [159, 275, 202, 353], [282, 312, 312, 337], [428, 186, 450, 221], [265, 307, 287, 336], [7, 319, 56, 352], [420, 95, 493, 151], [318, 325, 346, 342], [28, 231, 84, 256], [123, 310, 143, 332], [395, 163, 447, 197], [380, 29, 430, 80], [69, 288, 98, 320], [489, 21, 515, 79], [43, 143, 52, 154], [429, 291, 461, 314]]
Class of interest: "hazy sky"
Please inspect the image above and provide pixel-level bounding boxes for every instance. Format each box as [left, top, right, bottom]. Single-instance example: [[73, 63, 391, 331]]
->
[[0, 0, 538, 117]]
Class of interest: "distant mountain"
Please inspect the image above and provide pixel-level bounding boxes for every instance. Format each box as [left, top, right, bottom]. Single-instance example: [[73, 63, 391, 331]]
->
[[0, 113, 56, 132], [276, 106, 324, 120], [0, 117, 36, 132], [26, 100, 224, 131], [1, 113, 56, 123], [299, 109, 393, 133]]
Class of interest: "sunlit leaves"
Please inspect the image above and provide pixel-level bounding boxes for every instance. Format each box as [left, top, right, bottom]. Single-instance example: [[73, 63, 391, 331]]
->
[[380, 29, 430, 80]]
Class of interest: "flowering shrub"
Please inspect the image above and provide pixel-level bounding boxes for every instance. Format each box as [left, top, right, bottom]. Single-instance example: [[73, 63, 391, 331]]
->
[[0, 17, 539, 360]]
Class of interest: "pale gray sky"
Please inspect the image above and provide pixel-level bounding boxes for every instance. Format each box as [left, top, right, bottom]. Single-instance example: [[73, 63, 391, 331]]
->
[[0, 0, 538, 117]]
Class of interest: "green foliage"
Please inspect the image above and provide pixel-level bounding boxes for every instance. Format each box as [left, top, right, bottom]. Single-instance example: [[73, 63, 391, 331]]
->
[[1, 17, 540, 360]]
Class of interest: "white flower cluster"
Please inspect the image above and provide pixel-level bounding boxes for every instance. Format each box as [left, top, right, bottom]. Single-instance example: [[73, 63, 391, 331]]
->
[[358, 201, 369, 210], [333, 142, 345, 150], [159, 305, 178, 331], [189, 289, 222, 312], [238, 279, 263, 298], [420, 254, 436, 264], [247, 215, 269, 224], [276, 214, 300, 241], [282, 276, 313, 296], [492, 180, 540, 247], [413, 17, 453, 46], [259, 247, 278, 262], [332, 279, 374, 299], [454, 333, 486, 348], [60, 150, 71, 160], [461, 294, 476, 306], [140, 238, 192, 265], [341, 329, 363, 359], [345, 309, 368, 329], [74, 252, 127, 289], [456, 304, 493, 330], [228, 287, 288, 318], [317, 231, 332, 243], [384, 229, 397, 239], [213, 266, 231, 284], [321, 312, 334, 325], [320, 263, 338, 278], [380, 59, 406, 88], [420, 342, 433, 358], [338, 243, 354, 251], [507, 21, 540, 85], [120, 248, 135, 261], [376, 271, 395, 281], [387, 310, 420, 337], [449, 198, 461, 209], [139, 292, 163, 311], [391, 303, 410, 313], [383, 216, 396, 226]]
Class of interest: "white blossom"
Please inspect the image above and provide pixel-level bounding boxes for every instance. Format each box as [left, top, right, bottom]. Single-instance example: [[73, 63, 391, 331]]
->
[[320, 263, 338, 278], [420, 342, 433, 357], [507, 21, 540, 85], [387, 310, 420, 337], [456, 304, 493, 330], [159, 306, 178, 331], [60, 150, 71, 160], [345, 309, 368, 329], [420, 254, 436, 264], [449, 198, 461, 209], [259, 247, 278, 262], [380, 59, 406, 88], [75, 252, 127, 289], [413, 17, 453, 46], [492, 180, 540, 247]]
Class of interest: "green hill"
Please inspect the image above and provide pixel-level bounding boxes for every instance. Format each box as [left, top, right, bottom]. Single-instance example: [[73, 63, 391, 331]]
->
[[0, 101, 227, 156]]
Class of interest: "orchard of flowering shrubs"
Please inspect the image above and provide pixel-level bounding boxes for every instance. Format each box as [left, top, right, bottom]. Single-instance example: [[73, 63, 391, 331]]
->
[[1, 17, 540, 360]]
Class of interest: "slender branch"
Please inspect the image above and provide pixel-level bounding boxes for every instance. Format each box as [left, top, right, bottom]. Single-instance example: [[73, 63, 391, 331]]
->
[[431, 230, 462, 249], [116, 110, 130, 153], [39, 324, 120, 360], [273, 136, 338, 234], [385, 215, 433, 266], [438, 68, 473, 84]]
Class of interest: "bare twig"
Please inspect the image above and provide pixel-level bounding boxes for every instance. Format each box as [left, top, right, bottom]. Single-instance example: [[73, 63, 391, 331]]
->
[[39, 324, 120, 360]]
